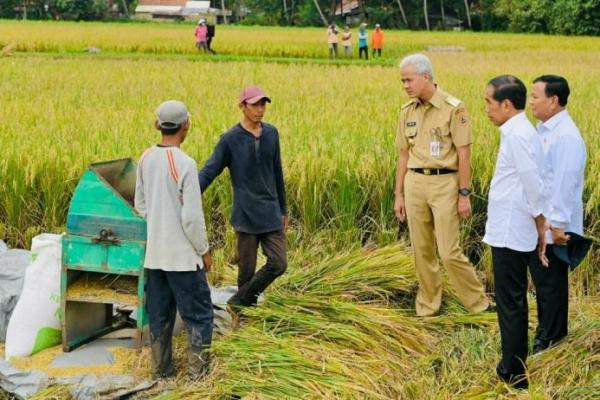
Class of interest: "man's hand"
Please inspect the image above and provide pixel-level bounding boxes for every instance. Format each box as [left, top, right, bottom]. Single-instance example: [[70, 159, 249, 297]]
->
[[282, 215, 289, 232], [457, 195, 472, 219], [535, 215, 549, 267], [538, 234, 549, 267], [551, 226, 570, 246], [394, 194, 406, 222], [202, 252, 213, 272]]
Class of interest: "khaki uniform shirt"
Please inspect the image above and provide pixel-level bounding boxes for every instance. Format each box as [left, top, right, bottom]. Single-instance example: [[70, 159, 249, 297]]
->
[[395, 87, 471, 170]]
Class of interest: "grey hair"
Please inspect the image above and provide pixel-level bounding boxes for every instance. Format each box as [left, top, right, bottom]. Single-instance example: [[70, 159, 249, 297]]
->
[[399, 54, 434, 81]]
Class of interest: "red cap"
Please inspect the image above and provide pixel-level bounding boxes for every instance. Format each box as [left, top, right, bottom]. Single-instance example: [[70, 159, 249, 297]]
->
[[239, 86, 271, 105]]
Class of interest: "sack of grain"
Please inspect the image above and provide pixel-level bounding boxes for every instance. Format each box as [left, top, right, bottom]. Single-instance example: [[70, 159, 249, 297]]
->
[[5, 234, 62, 359]]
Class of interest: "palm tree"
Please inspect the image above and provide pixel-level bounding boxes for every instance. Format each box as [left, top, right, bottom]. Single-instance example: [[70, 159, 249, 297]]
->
[[423, 0, 429, 31], [394, 0, 408, 27], [463, 0, 472, 28], [312, 0, 328, 26]]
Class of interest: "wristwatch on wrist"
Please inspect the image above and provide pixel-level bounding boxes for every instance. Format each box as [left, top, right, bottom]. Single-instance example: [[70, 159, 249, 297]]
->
[[458, 188, 471, 197]]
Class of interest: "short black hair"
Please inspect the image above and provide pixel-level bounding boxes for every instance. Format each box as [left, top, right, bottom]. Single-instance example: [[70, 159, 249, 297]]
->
[[488, 75, 527, 110], [160, 123, 182, 136], [533, 75, 570, 106]]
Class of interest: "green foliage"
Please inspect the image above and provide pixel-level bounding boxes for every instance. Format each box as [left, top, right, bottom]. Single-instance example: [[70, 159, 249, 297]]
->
[[549, 0, 600, 36], [54, 0, 108, 20], [0, 0, 20, 18], [493, 0, 600, 35]]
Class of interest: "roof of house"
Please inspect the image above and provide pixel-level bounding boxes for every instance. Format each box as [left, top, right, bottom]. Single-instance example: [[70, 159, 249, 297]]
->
[[334, 0, 360, 16], [135, 0, 212, 14]]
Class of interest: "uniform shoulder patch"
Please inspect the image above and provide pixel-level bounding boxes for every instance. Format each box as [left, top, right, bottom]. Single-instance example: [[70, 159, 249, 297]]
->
[[401, 100, 415, 110], [445, 96, 461, 107]]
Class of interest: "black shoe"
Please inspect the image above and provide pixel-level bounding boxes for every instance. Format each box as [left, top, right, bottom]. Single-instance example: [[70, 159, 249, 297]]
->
[[532, 339, 550, 354], [496, 364, 529, 389]]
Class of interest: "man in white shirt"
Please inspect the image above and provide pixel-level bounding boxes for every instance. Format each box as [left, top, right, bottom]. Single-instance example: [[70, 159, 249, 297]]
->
[[482, 75, 547, 389], [135, 100, 213, 379], [529, 75, 587, 353]]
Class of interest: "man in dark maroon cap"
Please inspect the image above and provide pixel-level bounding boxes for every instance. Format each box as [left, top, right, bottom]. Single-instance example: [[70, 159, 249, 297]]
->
[[199, 86, 288, 327]]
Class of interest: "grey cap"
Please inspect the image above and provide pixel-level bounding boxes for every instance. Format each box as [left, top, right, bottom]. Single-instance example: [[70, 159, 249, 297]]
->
[[156, 100, 190, 129]]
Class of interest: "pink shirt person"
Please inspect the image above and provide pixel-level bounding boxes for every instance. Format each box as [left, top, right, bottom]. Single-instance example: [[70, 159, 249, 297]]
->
[[195, 24, 208, 43]]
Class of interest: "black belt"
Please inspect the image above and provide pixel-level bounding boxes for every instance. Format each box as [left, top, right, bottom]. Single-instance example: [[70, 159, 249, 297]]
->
[[411, 168, 457, 175]]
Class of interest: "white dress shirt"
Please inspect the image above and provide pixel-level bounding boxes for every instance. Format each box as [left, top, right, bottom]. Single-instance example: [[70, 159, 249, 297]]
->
[[537, 109, 586, 244], [483, 112, 546, 252]]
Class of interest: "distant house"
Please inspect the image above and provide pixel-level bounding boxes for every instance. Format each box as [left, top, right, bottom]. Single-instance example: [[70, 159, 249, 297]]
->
[[334, 0, 365, 26], [135, 0, 231, 22]]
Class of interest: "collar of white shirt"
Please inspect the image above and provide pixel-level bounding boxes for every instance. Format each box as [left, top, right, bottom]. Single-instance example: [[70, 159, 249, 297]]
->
[[499, 111, 528, 138], [537, 109, 568, 133]]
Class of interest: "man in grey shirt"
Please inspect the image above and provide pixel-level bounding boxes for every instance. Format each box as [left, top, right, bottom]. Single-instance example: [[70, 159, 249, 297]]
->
[[135, 100, 213, 379]]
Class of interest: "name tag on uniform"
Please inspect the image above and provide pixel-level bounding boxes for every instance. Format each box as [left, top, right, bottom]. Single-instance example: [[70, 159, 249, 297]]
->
[[406, 122, 417, 127], [430, 127, 442, 158], [430, 141, 441, 157]]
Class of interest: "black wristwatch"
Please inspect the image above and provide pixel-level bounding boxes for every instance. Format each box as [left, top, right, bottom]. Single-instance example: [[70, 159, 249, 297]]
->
[[458, 188, 471, 197]]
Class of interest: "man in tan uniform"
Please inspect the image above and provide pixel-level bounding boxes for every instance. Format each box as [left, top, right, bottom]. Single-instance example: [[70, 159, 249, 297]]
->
[[394, 54, 490, 316]]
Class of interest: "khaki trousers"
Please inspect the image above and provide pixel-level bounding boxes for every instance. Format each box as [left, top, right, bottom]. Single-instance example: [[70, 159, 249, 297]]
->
[[404, 171, 489, 316]]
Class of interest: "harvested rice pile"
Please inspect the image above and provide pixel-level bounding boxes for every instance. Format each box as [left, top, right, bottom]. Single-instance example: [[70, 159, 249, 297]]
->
[[3, 244, 598, 399], [66, 273, 139, 305]]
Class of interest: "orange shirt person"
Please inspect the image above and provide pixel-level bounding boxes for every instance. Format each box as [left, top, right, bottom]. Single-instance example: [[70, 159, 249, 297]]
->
[[371, 24, 384, 57]]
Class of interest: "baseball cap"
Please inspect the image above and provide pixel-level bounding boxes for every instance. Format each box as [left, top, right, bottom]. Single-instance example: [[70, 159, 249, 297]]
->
[[155, 100, 190, 129], [198, 18, 206, 24], [239, 86, 271, 105]]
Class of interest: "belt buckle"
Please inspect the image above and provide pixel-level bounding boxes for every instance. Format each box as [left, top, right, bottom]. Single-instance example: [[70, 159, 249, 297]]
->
[[423, 168, 431, 175]]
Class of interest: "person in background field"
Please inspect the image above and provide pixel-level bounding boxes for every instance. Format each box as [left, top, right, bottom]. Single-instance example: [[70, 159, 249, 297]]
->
[[371, 24, 384, 57], [482, 75, 547, 390], [327, 23, 339, 59], [529, 75, 587, 353], [206, 22, 216, 54], [195, 19, 208, 53], [135, 100, 213, 379], [199, 86, 288, 328], [342, 25, 352, 57], [358, 23, 368, 60], [394, 54, 491, 318]]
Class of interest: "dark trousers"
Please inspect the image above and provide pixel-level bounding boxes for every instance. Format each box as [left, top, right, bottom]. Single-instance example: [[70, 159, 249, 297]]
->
[[372, 48, 382, 57], [530, 245, 569, 349], [359, 46, 368, 59], [207, 36, 216, 54], [329, 43, 339, 59], [229, 230, 287, 307], [146, 267, 213, 377], [492, 246, 532, 388]]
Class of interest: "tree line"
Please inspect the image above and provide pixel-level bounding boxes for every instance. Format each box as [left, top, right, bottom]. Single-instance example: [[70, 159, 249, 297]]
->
[[1, 0, 598, 36]]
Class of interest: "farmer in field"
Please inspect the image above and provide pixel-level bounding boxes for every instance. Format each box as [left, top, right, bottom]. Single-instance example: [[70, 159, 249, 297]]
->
[[394, 54, 491, 317], [342, 25, 352, 57], [206, 22, 216, 54], [358, 23, 368, 59], [529, 75, 587, 353], [199, 86, 288, 327], [482, 75, 547, 389], [327, 23, 339, 59], [135, 100, 214, 379], [371, 24, 384, 57], [195, 19, 208, 53]]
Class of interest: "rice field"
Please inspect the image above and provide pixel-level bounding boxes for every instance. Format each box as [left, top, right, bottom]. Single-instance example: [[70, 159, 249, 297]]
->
[[0, 21, 599, 399]]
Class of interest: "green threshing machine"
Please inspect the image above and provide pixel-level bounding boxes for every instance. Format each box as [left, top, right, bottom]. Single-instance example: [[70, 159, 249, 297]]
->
[[61, 159, 147, 352]]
